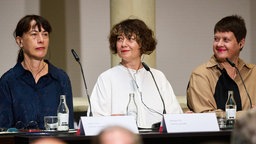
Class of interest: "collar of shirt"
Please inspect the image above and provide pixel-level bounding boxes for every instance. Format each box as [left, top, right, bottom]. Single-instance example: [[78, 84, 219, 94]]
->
[[206, 55, 254, 71], [13, 59, 60, 80]]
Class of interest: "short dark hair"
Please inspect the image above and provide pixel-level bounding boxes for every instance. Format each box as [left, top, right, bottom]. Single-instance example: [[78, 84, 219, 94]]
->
[[214, 15, 247, 43], [109, 19, 157, 55]]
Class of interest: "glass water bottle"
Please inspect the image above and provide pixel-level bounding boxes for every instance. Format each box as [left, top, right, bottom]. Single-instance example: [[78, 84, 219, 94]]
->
[[57, 95, 69, 131], [126, 93, 138, 122], [225, 90, 237, 128]]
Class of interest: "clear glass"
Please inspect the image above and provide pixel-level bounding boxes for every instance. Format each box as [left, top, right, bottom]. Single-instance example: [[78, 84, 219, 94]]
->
[[44, 116, 58, 131], [215, 110, 226, 129]]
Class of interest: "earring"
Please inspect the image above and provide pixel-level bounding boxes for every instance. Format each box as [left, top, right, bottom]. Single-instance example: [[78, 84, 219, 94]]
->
[[19, 42, 23, 47]]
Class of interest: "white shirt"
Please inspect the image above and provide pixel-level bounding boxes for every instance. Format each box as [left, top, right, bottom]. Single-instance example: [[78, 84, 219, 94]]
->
[[88, 64, 183, 128]]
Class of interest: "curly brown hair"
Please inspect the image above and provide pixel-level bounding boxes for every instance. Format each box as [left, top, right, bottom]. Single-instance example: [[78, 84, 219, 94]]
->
[[109, 19, 157, 55]]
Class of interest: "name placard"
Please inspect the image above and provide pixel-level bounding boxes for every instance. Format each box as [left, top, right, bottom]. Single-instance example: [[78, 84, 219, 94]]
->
[[163, 113, 219, 133], [79, 116, 138, 136]]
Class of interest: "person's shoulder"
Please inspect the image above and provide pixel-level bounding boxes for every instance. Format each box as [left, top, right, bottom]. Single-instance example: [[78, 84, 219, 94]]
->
[[192, 62, 209, 73], [148, 68, 170, 82], [239, 58, 256, 70], [0, 64, 20, 82], [150, 67, 165, 76], [98, 65, 122, 77], [191, 58, 216, 75], [245, 63, 256, 69], [246, 64, 256, 70], [246, 63, 256, 75], [1, 68, 14, 79], [47, 61, 69, 79]]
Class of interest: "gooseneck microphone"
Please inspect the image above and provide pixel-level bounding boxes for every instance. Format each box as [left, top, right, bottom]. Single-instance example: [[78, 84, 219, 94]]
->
[[142, 62, 166, 114], [226, 58, 252, 109], [226, 58, 236, 67], [71, 49, 93, 116]]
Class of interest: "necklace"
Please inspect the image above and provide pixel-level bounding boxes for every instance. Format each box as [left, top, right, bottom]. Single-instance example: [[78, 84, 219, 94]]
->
[[24, 61, 47, 79]]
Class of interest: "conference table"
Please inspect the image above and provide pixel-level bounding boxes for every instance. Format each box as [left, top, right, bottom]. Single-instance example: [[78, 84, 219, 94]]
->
[[0, 129, 232, 144]]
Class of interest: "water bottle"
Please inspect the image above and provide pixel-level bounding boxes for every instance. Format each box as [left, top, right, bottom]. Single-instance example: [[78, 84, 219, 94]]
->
[[225, 90, 236, 128], [126, 93, 137, 121], [57, 95, 69, 131]]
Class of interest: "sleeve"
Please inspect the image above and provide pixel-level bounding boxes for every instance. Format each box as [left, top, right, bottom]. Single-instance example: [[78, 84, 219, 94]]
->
[[0, 77, 14, 128], [186, 70, 217, 113], [88, 74, 112, 116]]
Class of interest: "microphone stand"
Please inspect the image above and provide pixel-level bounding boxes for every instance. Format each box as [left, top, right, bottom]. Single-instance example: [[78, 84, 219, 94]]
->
[[226, 58, 252, 109], [142, 62, 166, 114], [71, 49, 93, 116]]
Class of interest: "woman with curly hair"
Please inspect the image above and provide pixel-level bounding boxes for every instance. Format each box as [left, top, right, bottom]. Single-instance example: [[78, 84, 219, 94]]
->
[[88, 18, 182, 129]]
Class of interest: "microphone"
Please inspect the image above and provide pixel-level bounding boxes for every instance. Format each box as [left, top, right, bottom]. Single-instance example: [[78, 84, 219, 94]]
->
[[142, 62, 166, 114], [71, 49, 93, 116], [71, 49, 80, 62], [226, 58, 252, 109], [226, 58, 236, 67]]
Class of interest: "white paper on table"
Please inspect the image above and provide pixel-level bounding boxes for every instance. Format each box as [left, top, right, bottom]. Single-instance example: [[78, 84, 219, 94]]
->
[[79, 115, 138, 136], [163, 113, 220, 133]]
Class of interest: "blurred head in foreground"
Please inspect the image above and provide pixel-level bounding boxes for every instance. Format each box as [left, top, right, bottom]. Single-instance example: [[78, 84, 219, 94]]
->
[[31, 137, 66, 144], [231, 110, 256, 144], [92, 126, 143, 144]]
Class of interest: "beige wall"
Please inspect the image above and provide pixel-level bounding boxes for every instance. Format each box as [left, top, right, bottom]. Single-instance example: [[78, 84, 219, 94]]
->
[[110, 0, 156, 68], [0, 0, 255, 102], [251, 0, 256, 62], [0, 0, 39, 76], [156, 0, 254, 95], [41, 0, 67, 70]]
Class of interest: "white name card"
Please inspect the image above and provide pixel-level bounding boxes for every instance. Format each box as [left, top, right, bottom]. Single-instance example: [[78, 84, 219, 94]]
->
[[163, 113, 219, 133], [79, 116, 139, 136]]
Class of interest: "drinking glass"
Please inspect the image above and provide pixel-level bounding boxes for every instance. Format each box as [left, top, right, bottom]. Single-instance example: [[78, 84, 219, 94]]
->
[[44, 116, 58, 131]]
